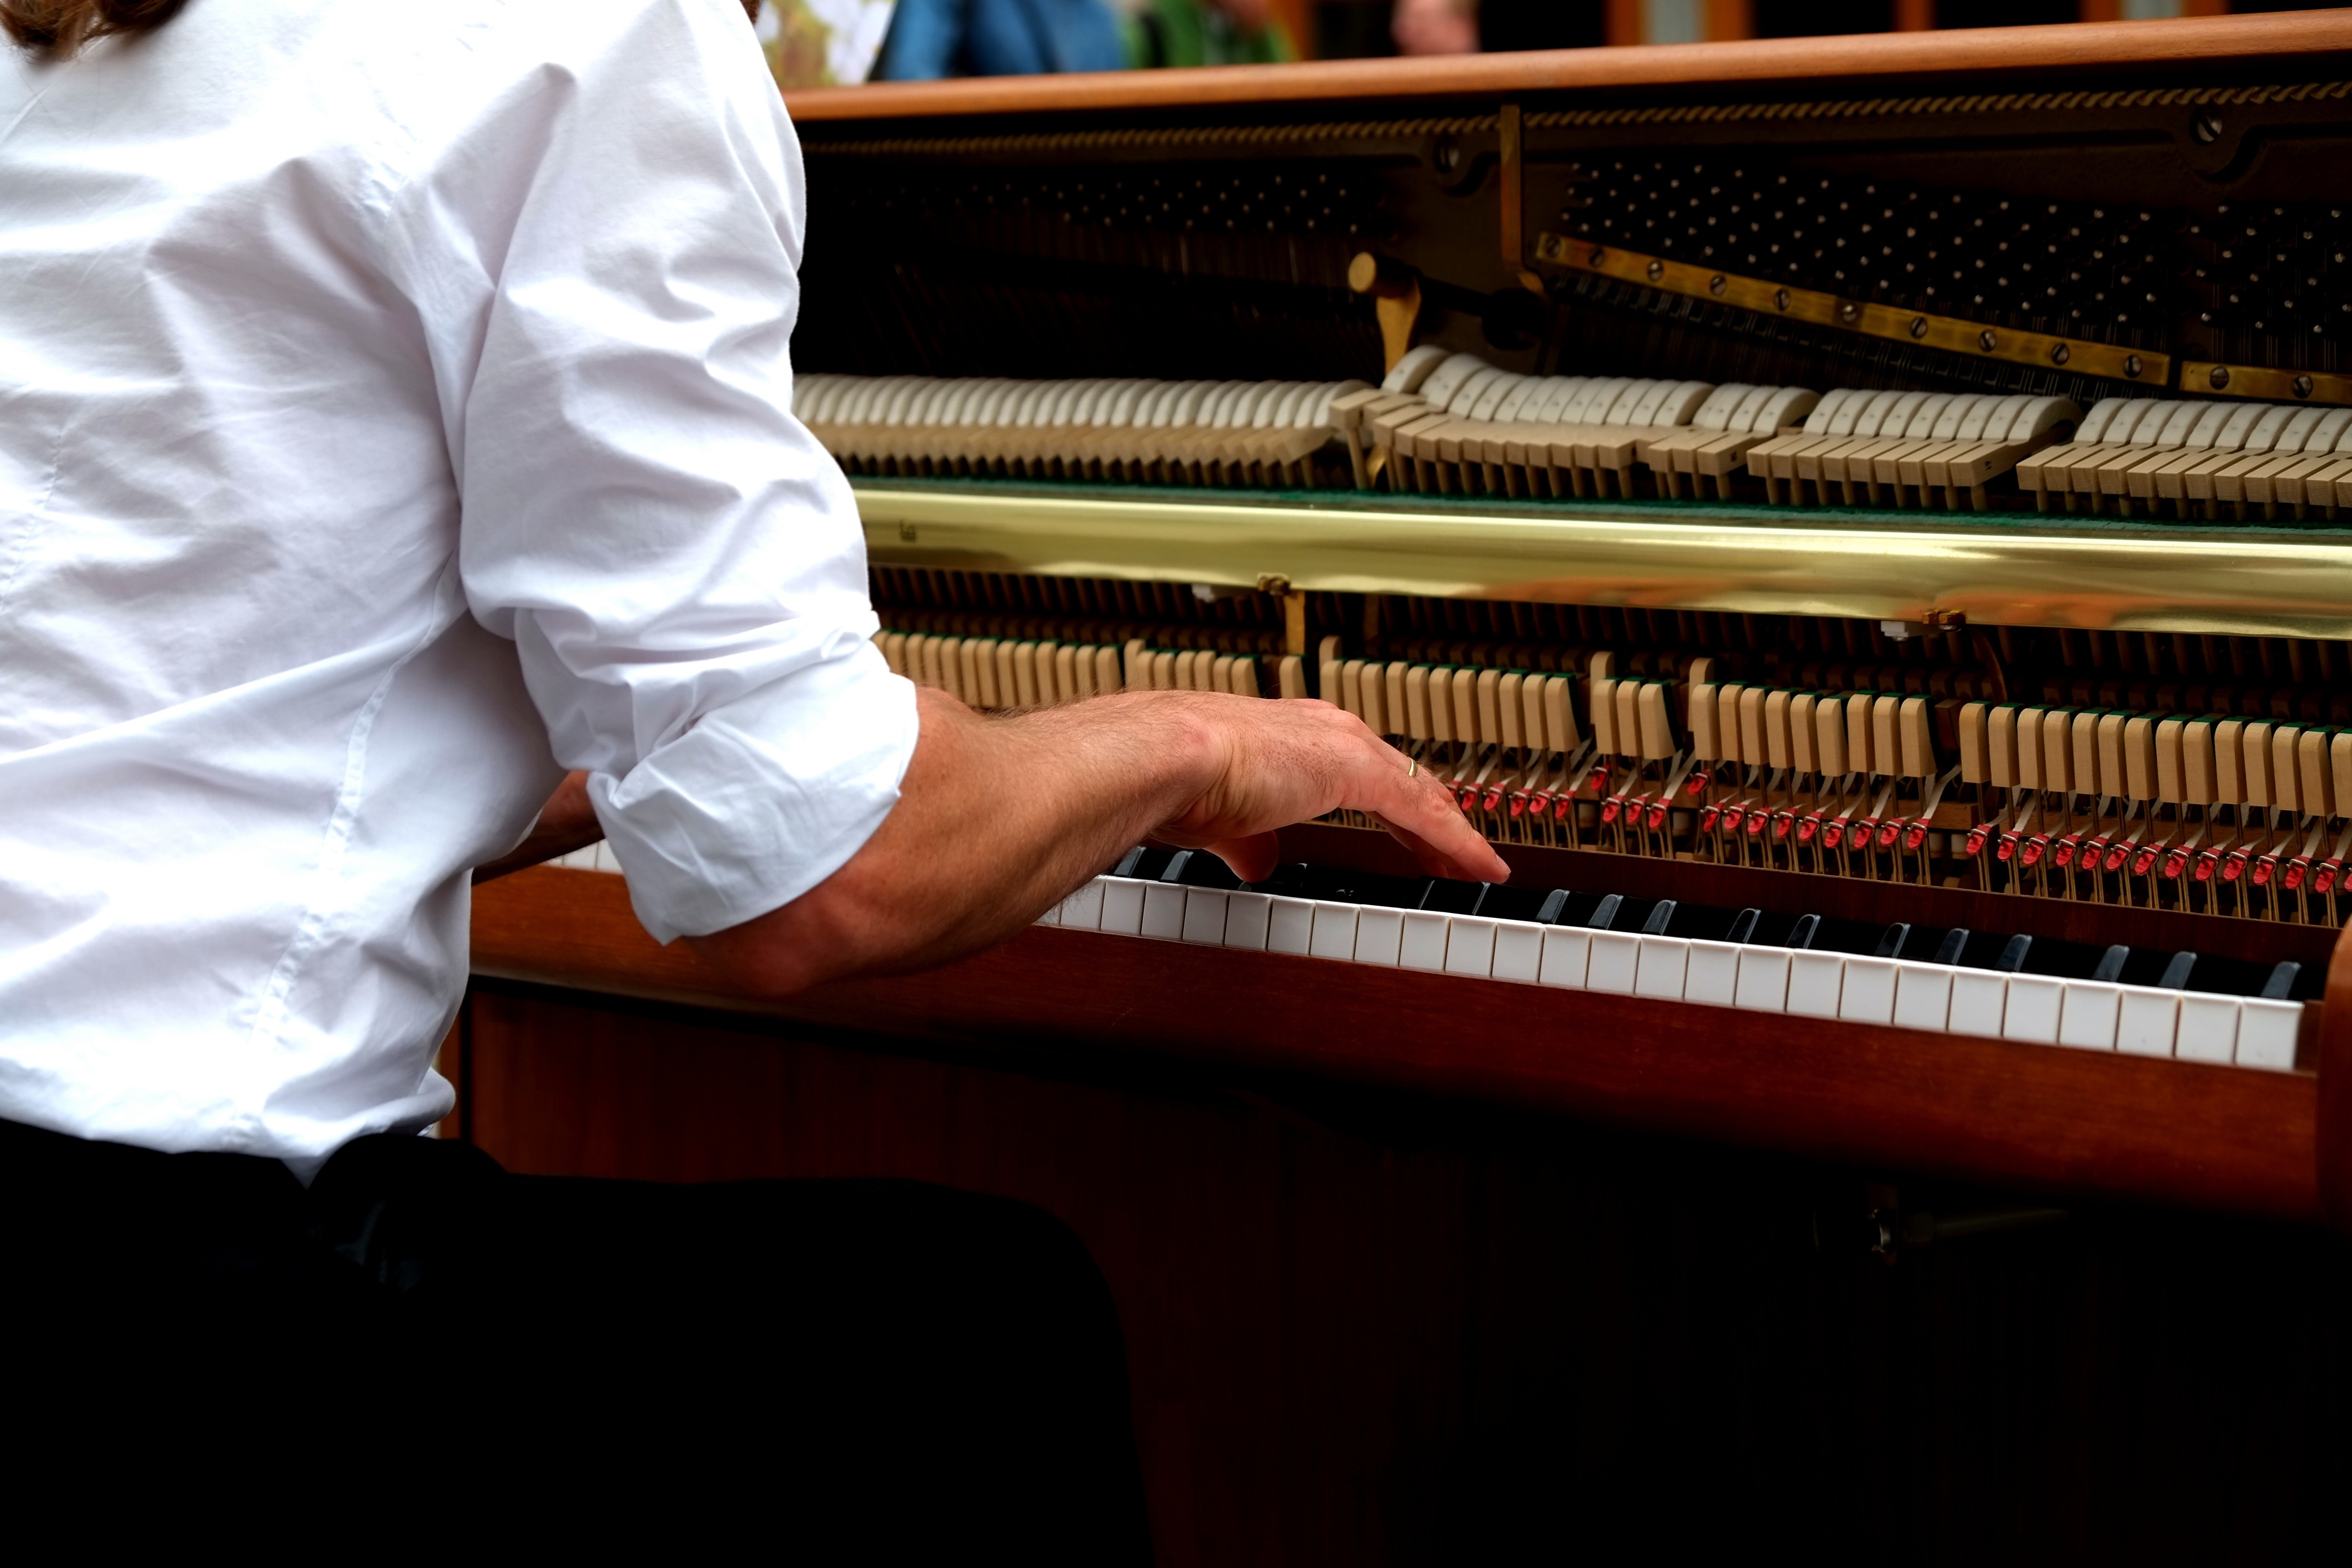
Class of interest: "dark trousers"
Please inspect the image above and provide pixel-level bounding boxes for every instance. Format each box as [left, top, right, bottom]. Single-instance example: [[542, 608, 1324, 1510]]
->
[[2, 1117, 1152, 1558]]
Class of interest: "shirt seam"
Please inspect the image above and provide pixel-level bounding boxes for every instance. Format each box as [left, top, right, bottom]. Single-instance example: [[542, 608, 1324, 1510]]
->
[[238, 572, 466, 1082], [0, 412, 68, 623]]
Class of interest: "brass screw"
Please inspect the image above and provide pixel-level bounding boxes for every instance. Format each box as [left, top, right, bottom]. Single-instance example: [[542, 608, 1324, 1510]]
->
[[1646, 258, 1665, 282], [1910, 316, 1929, 339], [1709, 274, 1727, 296], [1978, 330, 1998, 352], [1774, 288, 1791, 312], [2294, 374, 2315, 399], [1589, 246, 1607, 268], [1256, 573, 1292, 597], [2210, 365, 2232, 391], [2124, 355, 2144, 379], [2049, 343, 2070, 366], [1838, 301, 1860, 325]]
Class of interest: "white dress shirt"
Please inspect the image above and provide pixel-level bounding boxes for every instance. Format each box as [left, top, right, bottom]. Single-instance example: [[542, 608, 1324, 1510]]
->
[[0, 0, 914, 1169]]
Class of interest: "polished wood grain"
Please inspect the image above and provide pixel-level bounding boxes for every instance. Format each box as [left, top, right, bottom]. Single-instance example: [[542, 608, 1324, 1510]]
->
[[472, 859, 2322, 1221], [782, 12, 2352, 123]]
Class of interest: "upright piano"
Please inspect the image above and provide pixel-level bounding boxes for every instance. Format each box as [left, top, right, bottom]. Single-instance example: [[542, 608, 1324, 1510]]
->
[[467, 15, 2352, 1559]]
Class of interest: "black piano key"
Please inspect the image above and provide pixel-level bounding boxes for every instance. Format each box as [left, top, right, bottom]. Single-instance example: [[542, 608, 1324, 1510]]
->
[[1157, 850, 1193, 883], [1872, 922, 1911, 959], [1535, 888, 1571, 925], [2091, 944, 2130, 985], [1297, 866, 1423, 907], [1640, 899, 1678, 936], [1176, 853, 1242, 891], [2158, 951, 2198, 990], [1480, 883, 1558, 923], [1784, 913, 1820, 951], [1932, 928, 1970, 966], [1725, 907, 1762, 945], [1586, 893, 1624, 931], [1418, 878, 1492, 916], [2261, 961, 2301, 1001], [1112, 845, 1150, 878], [1995, 934, 2034, 973]]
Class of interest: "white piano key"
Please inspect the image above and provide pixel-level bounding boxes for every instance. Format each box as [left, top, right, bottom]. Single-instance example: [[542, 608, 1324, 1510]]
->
[[1444, 917, 1498, 978], [1266, 895, 1314, 956], [1222, 890, 1272, 951], [2001, 975, 2064, 1045], [1538, 927, 1592, 989], [2176, 995, 2240, 1065], [2114, 987, 2179, 1058], [1309, 901, 1361, 962], [1633, 936, 1690, 1000], [1180, 888, 1230, 946], [1035, 897, 1060, 926], [2235, 999, 2301, 1072], [1837, 956, 1898, 1026], [1099, 877, 1147, 936], [1355, 907, 1406, 968], [1682, 940, 1740, 1006], [1057, 878, 1105, 931], [1140, 882, 1188, 941], [1398, 910, 1449, 972], [1786, 952, 1845, 1019], [1892, 962, 1953, 1032], [1734, 949, 1790, 1012], [1948, 971, 2007, 1038], [1587, 931, 1641, 994], [2057, 980, 2121, 1051], [1491, 920, 1544, 984]]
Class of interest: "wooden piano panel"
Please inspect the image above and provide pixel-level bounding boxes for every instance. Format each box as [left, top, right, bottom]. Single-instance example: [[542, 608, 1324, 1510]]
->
[[470, 859, 2321, 1220], [461, 874, 2350, 1564]]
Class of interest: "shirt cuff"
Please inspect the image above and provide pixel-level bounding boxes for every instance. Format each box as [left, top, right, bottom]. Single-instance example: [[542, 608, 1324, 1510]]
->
[[588, 642, 919, 943]]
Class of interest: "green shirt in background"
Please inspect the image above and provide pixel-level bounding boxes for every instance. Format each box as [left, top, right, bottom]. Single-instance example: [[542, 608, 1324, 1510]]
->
[[1124, 0, 1295, 67]]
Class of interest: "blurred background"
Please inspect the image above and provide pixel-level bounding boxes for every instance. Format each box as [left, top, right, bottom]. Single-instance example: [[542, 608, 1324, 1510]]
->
[[755, 0, 2332, 88]]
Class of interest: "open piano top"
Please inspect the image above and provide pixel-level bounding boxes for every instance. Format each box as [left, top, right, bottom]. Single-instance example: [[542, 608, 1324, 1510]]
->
[[479, 13, 2352, 1232]]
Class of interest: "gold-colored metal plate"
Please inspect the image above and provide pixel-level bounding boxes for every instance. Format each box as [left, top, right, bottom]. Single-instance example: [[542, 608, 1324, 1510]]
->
[[857, 483, 2352, 639], [1535, 234, 2168, 390], [2181, 361, 2352, 407]]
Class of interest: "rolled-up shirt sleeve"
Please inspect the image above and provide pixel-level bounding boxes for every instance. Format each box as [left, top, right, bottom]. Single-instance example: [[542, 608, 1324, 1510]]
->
[[380, 0, 915, 943]]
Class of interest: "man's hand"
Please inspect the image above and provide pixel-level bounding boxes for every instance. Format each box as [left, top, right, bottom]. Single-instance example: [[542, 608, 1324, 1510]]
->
[[1146, 689, 1504, 885], [685, 686, 1506, 1000]]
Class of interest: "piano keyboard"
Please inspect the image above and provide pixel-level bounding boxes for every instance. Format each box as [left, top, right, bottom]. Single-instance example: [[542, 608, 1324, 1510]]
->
[[534, 843, 2305, 1072]]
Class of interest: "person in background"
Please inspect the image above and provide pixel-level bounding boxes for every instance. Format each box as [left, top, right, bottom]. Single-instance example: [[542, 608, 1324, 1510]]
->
[[875, 0, 1126, 76], [1392, 0, 1475, 53], [1393, 0, 1607, 56]]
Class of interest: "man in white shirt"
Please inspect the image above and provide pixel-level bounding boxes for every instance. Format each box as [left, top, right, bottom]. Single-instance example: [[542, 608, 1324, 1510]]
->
[[1, 0, 1499, 1540]]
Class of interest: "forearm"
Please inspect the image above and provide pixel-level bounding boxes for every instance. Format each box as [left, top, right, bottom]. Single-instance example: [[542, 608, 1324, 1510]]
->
[[688, 681, 1506, 999], [686, 687, 1225, 996]]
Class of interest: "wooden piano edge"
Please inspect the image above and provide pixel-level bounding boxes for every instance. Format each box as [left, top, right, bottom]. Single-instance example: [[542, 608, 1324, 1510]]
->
[[781, 13, 2352, 123], [470, 862, 2347, 1230]]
